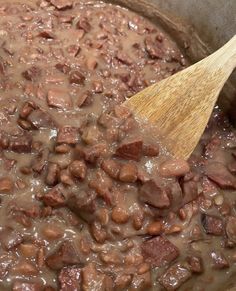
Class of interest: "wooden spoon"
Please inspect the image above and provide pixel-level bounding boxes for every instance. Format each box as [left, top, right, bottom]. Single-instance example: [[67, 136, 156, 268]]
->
[[125, 35, 236, 160]]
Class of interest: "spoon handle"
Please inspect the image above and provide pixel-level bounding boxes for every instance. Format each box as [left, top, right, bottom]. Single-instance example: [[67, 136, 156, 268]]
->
[[205, 35, 236, 73], [125, 35, 236, 159]]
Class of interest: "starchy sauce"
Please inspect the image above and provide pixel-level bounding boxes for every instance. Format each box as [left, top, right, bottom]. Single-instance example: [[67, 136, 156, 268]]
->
[[0, 0, 236, 290]]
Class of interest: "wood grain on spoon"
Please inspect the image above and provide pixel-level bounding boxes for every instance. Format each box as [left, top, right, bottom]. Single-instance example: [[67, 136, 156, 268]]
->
[[125, 35, 236, 160]]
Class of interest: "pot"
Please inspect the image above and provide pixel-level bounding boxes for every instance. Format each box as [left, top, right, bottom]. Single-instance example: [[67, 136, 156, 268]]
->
[[108, 0, 236, 124]]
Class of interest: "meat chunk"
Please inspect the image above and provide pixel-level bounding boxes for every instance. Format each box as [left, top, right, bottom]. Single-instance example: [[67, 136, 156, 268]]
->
[[186, 256, 203, 273], [69, 70, 85, 85], [226, 216, 236, 243], [32, 148, 49, 174], [211, 252, 229, 269], [69, 160, 87, 180], [45, 163, 60, 186], [181, 179, 199, 205], [139, 180, 170, 209], [38, 31, 55, 39], [116, 138, 143, 161], [59, 266, 81, 291], [145, 36, 164, 59], [141, 236, 179, 267], [42, 185, 66, 207], [9, 135, 32, 153], [205, 162, 236, 189], [159, 263, 192, 290], [57, 126, 78, 145], [12, 281, 41, 291], [47, 89, 72, 110], [143, 144, 159, 157], [28, 109, 56, 129], [22, 66, 41, 81], [160, 159, 190, 177], [201, 214, 224, 236], [20, 101, 37, 119], [67, 191, 96, 215], [0, 227, 23, 250], [0, 177, 14, 194], [46, 241, 80, 270], [55, 63, 71, 74], [50, 0, 73, 10], [76, 17, 91, 32], [84, 143, 108, 164]]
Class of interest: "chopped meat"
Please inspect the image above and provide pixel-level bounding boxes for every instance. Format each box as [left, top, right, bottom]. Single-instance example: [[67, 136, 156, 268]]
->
[[9, 135, 32, 153], [201, 214, 224, 236], [58, 266, 81, 291], [211, 252, 229, 269], [69, 70, 85, 85], [77, 91, 93, 107], [32, 148, 49, 173], [139, 180, 170, 209], [67, 191, 96, 215], [28, 109, 57, 129], [0, 177, 14, 193], [84, 143, 108, 164], [116, 138, 143, 161], [141, 236, 179, 267], [181, 180, 199, 205], [0, 227, 23, 250], [12, 281, 41, 291], [116, 51, 133, 65], [76, 17, 91, 32], [55, 63, 71, 74], [186, 256, 203, 273], [114, 105, 131, 120], [205, 162, 236, 189], [22, 66, 41, 81], [145, 36, 164, 59], [57, 126, 78, 144], [50, 0, 73, 10], [38, 31, 55, 39], [69, 160, 87, 180], [45, 163, 60, 186], [46, 241, 80, 270], [226, 216, 236, 243], [47, 89, 72, 110], [42, 185, 66, 207], [160, 159, 190, 177], [159, 263, 192, 290], [143, 144, 159, 157], [119, 163, 137, 183], [20, 101, 37, 119]]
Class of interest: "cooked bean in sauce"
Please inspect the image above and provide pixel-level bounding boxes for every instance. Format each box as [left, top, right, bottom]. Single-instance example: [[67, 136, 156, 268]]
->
[[0, 0, 236, 290]]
